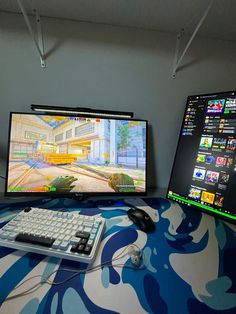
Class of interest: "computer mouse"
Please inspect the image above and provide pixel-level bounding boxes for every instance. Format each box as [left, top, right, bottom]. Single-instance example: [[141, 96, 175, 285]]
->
[[127, 207, 155, 233]]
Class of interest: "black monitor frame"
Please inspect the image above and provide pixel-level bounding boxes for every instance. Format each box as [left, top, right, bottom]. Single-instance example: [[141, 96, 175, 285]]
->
[[5, 112, 148, 198], [167, 90, 236, 224]]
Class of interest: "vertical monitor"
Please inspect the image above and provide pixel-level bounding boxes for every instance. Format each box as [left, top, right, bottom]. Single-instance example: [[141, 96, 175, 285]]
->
[[5, 113, 147, 196], [167, 91, 236, 223]]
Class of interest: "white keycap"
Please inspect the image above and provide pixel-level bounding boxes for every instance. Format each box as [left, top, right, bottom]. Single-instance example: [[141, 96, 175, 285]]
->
[[87, 240, 93, 245], [8, 232, 18, 240], [8, 221, 17, 226], [70, 237, 81, 244], [3, 225, 14, 231], [83, 222, 93, 227], [1, 231, 10, 239], [59, 241, 70, 250], [84, 227, 92, 233], [52, 240, 61, 248]]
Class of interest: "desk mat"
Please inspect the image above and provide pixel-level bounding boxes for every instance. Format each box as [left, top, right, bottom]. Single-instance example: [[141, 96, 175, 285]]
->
[[0, 197, 236, 314]]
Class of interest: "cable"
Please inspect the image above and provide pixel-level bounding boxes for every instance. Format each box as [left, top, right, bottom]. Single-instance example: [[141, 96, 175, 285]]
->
[[46, 244, 144, 286], [4, 244, 144, 302], [0, 176, 6, 180], [47, 263, 145, 287], [5, 263, 144, 301], [5, 282, 42, 301]]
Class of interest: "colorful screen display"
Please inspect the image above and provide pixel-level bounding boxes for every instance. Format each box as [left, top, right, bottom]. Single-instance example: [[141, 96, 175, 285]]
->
[[5, 113, 147, 195], [167, 91, 236, 223]]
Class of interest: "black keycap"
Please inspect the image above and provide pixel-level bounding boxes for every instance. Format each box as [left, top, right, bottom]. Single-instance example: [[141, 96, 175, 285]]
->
[[70, 244, 77, 252], [24, 207, 32, 213], [79, 238, 87, 245], [77, 244, 85, 253], [15, 233, 54, 247], [75, 231, 90, 239], [84, 245, 92, 255]]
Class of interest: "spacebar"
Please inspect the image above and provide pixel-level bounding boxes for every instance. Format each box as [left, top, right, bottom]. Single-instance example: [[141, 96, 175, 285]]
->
[[15, 233, 55, 247]]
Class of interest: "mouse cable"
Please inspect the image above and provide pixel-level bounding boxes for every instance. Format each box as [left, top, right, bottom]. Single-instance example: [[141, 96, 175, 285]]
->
[[4, 244, 144, 302], [7, 243, 141, 291]]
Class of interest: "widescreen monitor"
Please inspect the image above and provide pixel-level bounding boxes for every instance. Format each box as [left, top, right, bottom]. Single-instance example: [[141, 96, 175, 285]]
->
[[167, 91, 236, 224], [5, 113, 147, 196]]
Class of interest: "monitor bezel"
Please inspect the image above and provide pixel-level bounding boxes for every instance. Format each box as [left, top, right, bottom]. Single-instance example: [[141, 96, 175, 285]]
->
[[166, 90, 236, 224], [5, 112, 148, 197]]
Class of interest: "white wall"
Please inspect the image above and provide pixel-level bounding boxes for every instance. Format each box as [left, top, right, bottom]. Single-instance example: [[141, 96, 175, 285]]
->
[[0, 12, 236, 192]]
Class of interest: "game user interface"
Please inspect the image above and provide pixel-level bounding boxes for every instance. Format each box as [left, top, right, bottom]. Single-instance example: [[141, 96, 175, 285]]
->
[[167, 91, 236, 223], [6, 113, 147, 194]]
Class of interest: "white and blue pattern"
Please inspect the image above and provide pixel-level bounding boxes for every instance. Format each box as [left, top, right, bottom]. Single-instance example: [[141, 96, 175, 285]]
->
[[0, 197, 236, 314]]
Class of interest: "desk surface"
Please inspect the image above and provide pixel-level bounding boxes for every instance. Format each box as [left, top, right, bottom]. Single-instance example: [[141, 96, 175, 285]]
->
[[0, 197, 236, 314]]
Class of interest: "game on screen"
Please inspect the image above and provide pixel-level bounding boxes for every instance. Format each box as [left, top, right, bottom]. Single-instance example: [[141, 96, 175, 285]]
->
[[167, 91, 236, 222], [6, 114, 147, 194]]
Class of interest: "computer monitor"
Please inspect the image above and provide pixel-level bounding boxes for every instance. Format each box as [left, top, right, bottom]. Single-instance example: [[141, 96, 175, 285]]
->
[[167, 91, 236, 224], [5, 113, 147, 197]]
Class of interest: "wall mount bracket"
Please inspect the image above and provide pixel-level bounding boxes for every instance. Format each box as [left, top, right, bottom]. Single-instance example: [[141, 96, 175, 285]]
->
[[17, 0, 46, 68], [172, 0, 214, 78]]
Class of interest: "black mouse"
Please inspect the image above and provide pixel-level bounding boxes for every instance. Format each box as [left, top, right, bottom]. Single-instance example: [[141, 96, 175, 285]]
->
[[127, 207, 155, 233]]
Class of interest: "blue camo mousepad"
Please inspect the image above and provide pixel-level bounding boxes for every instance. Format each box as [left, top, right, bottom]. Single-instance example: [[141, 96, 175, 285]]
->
[[0, 197, 236, 314]]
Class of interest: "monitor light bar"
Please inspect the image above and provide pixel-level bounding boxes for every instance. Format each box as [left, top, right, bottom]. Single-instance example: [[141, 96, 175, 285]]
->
[[31, 104, 134, 119]]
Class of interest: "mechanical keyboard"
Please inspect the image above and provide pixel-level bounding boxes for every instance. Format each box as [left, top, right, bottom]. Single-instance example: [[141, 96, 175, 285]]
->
[[0, 207, 106, 264]]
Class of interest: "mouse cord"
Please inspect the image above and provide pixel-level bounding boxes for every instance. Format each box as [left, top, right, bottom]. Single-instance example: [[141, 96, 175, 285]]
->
[[4, 244, 144, 301], [45, 243, 142, 285]]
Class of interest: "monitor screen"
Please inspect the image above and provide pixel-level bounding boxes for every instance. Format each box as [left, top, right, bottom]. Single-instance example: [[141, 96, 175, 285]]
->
[[5, 113, 147, 196], [167, 91, 236, 223]]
